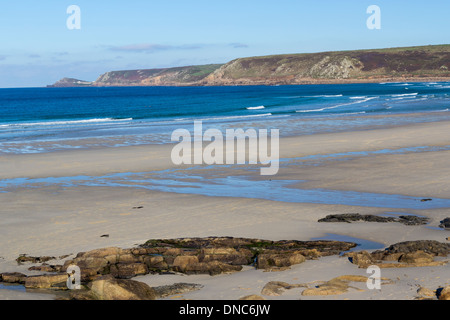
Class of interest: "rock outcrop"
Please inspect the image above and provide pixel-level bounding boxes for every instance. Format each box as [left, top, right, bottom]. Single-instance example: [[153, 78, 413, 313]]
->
[[87, 275, 157, 300], [0, 237, 355, 296], [2, 237, 448, 300], [0, 272, 27, 284], [301, 275, 372, 296], [439, 286, 450, 300], [24, 274, 68, 289], [318, 213, 429, 225], [439, 217, 450, 229], [152, 283, 203, 298], [346, 240, 450, 268], [0, 236, 356, 300]]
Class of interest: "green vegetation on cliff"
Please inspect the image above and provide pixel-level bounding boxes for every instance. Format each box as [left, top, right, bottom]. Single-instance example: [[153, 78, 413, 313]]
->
[[94, 64, 224, 86], [49, 44, 450, 87], [204, 44, 450, 85]]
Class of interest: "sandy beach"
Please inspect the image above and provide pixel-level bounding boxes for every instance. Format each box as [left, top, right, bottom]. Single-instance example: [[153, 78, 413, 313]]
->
[[0, 115, 449, 300]]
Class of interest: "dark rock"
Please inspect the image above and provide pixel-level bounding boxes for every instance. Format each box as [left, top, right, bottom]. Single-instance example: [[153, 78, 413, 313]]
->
[[5, 237, 356, 285], [141, 237, 356, 263], [28, 264, 61, 273], [183, 260, 242, 276], [381, 253, 403, 261], [256, 252, 306, 269], [87, 275, 157, 300], [62, 256, 109, 282], [318, 213, 396, 223], [439, 217, 450, 229], [144, 255, 169, 272], [398, 250, 434, 264], [109, 263, 148, 279], [397, 215, 429, 225], [153, 283, 203, 298], [241, 239, 356, 257], [0, 272, 27, 284], [171, 255, 200, 273], [198, 247, 253, 265], [318, 213, 429, 225], [347, 251, 374, 268], [142, 237, 258, 249], [118, 253, 143, 263], [347, 241, 450, 268], [68, 289, 97, 300], [24, 274, 68, 289], [16, 255, 55, 264], [377, 240, 450, 257]]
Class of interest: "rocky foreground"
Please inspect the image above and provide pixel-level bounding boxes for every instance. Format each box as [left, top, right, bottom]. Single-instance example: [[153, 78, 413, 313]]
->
[[1, 237, 449, 300]]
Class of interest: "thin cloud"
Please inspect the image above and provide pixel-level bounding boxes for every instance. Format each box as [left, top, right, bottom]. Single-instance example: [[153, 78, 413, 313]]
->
[[229, 42, 249, 48], [108, 43, 205, 53]]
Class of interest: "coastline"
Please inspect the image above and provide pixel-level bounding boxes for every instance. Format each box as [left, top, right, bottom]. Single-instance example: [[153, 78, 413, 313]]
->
[[49, 77, 450, 88], [0, 114, 449, 300]]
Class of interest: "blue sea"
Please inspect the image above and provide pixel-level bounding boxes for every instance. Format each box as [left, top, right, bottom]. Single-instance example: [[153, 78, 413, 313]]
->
[[1, 82, 450, 154]]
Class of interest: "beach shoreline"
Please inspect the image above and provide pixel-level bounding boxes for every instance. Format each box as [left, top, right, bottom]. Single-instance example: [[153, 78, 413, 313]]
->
[[0, 116, 449, 300]]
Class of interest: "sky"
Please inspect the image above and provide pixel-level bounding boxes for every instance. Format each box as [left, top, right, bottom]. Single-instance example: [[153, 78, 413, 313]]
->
[[0, 0, 449, 88]]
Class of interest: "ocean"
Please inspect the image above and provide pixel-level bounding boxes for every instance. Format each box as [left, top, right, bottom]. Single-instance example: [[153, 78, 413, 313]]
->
[[1, 82, 450, 154]]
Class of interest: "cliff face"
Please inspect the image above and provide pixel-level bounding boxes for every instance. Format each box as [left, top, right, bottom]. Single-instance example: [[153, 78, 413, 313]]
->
[[49, 45, 450, 87], [94, 64, 223, 86], [202, 45, 450, 85], [47, 77, 93, 87]]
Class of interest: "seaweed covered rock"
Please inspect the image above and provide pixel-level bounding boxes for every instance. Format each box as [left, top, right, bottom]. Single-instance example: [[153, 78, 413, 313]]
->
[[378, 240, 450, 257], [318, 213, 429, 225]]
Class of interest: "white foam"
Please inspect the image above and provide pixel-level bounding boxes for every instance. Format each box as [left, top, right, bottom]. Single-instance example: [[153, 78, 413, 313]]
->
[[309, 94, 343, 98], [349, 96, 367, 99], [296, 97, 376, 113], [277, 94, 343, 99], [345, 111, 366, 115], [0, 118, 133, 128], [246, 106, 265, 110], [176, 113, 273, 121], [391, 93, 418, 97], [296, 108, 326, 113]]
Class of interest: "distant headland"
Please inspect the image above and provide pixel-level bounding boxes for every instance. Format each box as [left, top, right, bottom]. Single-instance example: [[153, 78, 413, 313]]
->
[[48, 44, 450, 87]]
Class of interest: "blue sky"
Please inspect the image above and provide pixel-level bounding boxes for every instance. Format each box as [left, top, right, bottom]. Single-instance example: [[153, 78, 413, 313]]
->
[[1, 0, 449, 87]]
